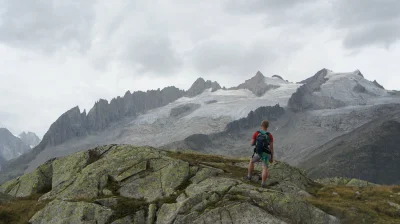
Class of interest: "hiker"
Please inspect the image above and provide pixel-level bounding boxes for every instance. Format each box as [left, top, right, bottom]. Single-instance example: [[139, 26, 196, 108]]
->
[[245, 120, 274, 188]]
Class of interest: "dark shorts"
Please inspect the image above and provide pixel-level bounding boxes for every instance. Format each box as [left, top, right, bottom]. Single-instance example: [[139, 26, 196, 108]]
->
[[251, 153, 270, 167]]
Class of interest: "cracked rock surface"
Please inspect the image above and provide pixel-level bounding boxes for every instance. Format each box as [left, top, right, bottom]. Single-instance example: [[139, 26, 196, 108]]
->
[[1, 145, 339, 224]]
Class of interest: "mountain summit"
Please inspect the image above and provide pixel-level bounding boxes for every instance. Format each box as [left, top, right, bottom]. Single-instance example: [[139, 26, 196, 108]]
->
[[186, 78, 221, 97], [19, 132, 41, 148], [231, 71, 280, 96]]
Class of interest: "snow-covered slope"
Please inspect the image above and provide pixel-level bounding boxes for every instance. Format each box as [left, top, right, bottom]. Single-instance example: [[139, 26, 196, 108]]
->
[[2, 69, 399, 184], [315, 70, 389, 105], [289, 69, 398, 112], [135, 77, 301, 125]]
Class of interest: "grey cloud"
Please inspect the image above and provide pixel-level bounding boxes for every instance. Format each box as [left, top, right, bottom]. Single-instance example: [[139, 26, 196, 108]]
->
[[189, 40, 276, 75], [0, 0, 96, 52], [224, 0, 400, 49], [343, 21, 400, 49], [224, 0, 313, 14], [120, 34, 183, 75], [224, 0, 332, 28], [333, 0, 400, 49]]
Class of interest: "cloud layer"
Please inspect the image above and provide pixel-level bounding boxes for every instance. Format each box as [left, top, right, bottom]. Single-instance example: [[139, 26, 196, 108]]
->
[[0, 0, 399, 136]]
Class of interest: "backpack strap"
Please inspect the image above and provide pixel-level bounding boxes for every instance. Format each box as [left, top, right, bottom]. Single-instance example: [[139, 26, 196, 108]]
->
[[253, 131, 261, 158]]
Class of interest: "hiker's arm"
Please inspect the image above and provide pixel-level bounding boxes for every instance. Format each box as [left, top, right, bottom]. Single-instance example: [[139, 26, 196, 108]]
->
[[270, 142, 274, 162], [251, 132, 256, 146]]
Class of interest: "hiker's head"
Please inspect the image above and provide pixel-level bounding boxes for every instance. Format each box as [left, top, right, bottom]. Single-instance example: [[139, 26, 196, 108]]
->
[[261, 120, 269, 130]]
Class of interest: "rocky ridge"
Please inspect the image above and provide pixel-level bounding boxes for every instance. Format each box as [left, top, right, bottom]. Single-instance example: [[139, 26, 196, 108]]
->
[[288, 69, 344, 112], [185, 78, 221, 97], [0, 145, 339, 224], [0, 128, 31, 161], [230, 71, 280, 96], [19, 132, 41, 148]]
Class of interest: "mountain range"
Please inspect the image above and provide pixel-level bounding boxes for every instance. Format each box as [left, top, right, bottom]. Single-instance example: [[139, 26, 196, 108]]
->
[[0, 68, 399, 185], [0, 128, 41, 171]]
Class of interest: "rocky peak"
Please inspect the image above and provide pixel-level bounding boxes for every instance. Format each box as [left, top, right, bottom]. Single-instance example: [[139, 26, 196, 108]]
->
[[37, 87, 185, 150], [255, 71, 265, 79], [299, 68, 329, 84], [355, 69, 364, 78], [41, 107, 88, 147], [373, 80, 385, 89], [289, 68, 343, 112], [185, 78, 221, 97], [0, 128, 31, 160], [231, 71, 278, 96], [19, 132, 41, 148], [272, 74, 284, 80]]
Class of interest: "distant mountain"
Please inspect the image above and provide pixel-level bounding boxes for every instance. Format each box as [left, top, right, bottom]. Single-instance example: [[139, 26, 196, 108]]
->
[[289, 69, 391, 112], [185, 78, 221, 97], [299, 112, 400, 185], [0, 69, 399, 186], [19, 132, 41, 148], [0, 128, 31, 161], [229, 71, 294, 96], [164, 104, 285, 156], [0, 155, 5, 171]]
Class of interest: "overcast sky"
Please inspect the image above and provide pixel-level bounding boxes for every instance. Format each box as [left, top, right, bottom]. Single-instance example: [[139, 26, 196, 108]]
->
[[0, 0, 400, 137]]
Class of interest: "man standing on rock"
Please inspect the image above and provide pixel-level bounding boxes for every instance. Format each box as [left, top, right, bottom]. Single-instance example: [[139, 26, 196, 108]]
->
[[245, 120, 274, 188]]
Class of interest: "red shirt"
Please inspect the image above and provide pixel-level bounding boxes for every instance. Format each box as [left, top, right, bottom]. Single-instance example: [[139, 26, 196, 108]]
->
[[252, 131, 274, 143]]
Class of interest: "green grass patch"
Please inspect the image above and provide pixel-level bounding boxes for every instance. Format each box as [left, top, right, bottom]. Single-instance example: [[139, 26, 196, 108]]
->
[[307, 185, 400, 224], [0, 194, 48, 224]]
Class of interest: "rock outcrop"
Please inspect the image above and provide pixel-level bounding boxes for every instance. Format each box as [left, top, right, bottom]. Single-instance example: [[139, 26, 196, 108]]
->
[[0, 159, 52, 197], [0, 128, 31, 160], [186, 78, 221, 97], [373, 80, 385, 89], [231, 71, 279, 96], [19, 132, 41, 148], [30, 200, 114, 224], [0, 87, 185, 183], [170, 104, 201, 118], [0, 145, 339, 224], [316, 177, 378, 187]]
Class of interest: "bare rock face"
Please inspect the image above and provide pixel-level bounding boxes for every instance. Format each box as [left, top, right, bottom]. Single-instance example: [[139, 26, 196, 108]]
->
[[231, 71, 279, 96], [19, 132, 41, 148], [186, 78, 221, 97], [300, 114, 400, 185], [170, 104, 201, 118], [373, 80, 385, 89], [41, 106, 88, 147], [288, 69, 345, 112], [33, 87, 186, 151]]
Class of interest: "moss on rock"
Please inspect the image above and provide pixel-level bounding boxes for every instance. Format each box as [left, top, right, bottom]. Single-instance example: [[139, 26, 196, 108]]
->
[[29, 200, 114, 224]]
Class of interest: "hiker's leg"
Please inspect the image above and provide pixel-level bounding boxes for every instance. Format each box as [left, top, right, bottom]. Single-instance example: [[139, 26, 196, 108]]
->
[[261, 153, 269, 187], [248, 158, 254, 178], [261, 165, 269, 183]]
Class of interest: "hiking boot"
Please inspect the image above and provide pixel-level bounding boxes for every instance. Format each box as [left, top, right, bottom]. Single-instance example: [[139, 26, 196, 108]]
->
[[243, 176, 252, 181], [261, 180, 279, 188]]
